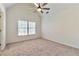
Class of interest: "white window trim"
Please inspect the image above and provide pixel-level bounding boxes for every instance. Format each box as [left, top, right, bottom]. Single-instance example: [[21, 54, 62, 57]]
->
[[17, 20, 36, 36]]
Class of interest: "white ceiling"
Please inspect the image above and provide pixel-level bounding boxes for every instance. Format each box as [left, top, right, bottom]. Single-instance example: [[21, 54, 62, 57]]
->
[[2, 3, 15, 9], [2, 3, 79, 15], [2, 3, 79, 9], [2, 3, 35, 9]]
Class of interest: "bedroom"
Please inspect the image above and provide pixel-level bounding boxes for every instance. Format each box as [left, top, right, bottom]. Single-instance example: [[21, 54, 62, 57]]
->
[[0, 3, 79, 56]]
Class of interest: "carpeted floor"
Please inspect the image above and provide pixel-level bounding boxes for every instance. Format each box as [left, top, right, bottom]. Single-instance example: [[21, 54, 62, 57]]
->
[[0, 39, 79, 56]]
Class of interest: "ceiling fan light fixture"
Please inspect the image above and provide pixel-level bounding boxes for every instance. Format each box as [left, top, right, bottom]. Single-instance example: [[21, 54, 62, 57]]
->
[[37, 8, 42, 12]]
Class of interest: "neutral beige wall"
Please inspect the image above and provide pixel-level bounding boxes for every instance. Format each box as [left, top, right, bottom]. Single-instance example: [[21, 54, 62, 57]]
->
[[42, 5, 79, 48], [6, 3, 41, 44]]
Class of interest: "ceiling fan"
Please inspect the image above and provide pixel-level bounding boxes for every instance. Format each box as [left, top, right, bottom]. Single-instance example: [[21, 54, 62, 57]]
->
[[34, 3, 50, 14]]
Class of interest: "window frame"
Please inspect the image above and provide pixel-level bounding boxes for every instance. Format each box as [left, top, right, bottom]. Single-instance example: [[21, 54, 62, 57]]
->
[[17, 20, 28, 36], [17, 20, 36, 36], [28, 21, 36, 35]]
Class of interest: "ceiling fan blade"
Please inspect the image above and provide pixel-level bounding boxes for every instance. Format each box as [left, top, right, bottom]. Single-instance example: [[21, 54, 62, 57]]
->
[[34, 3, 39, 7], [42, 3, 48, 6], [40, 10, 43, 13], [42, 8, 50, 10], [46, 11, 49, 14]]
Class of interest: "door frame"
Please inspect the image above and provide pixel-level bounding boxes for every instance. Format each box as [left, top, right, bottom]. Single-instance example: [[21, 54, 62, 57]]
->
[[0, 4, 6, 50]]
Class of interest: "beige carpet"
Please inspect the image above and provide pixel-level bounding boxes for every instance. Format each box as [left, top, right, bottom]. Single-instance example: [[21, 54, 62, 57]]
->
[[0, 39, 79, 56]]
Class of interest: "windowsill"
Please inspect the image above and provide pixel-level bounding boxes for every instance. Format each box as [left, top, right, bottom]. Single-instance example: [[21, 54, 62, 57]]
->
[[17, 34, 36, 37]]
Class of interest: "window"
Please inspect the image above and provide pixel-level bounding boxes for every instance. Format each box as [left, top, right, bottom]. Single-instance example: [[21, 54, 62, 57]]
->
[[18, 20, 36, 36], [18, 20, 27, 36], [29, 22, 36, 35]]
